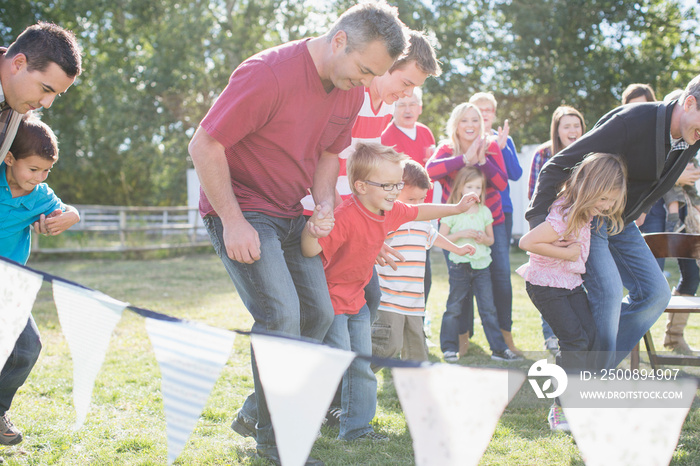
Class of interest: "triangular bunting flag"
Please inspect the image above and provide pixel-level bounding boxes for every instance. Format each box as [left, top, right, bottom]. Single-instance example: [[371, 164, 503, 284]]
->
[[561, 378, 698, 466], [0, 260, 43, 369], [252, 334, 355, 466], [146, 318, 235, 464], [53, 281, 126, 429], [393, 364, 525, 466]]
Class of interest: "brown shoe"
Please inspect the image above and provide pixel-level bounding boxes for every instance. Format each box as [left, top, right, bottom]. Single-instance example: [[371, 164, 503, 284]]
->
[[458, 331, 470, 356], [501, 329, 524, 357]]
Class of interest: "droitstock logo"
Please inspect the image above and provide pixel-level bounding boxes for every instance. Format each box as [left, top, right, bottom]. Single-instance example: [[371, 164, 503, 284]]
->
[[528, 359, 568, 399]]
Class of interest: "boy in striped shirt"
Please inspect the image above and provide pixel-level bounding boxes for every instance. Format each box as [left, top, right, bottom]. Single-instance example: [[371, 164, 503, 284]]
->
[[371, 160, 474, 362]]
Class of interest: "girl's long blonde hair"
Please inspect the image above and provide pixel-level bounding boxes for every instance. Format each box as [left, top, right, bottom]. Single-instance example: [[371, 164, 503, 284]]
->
[[447, 166, 486, 205], [556, 152, 627, 238]]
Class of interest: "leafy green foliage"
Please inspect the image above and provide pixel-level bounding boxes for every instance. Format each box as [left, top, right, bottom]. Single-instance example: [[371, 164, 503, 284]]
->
[[0, 0, 697, 205]]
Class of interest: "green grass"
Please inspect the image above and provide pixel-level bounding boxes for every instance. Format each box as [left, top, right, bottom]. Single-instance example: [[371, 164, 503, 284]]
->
[[1, 248, 699, 465]]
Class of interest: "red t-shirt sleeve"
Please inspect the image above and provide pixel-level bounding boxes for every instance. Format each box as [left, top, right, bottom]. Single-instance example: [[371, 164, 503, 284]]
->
[[200, 60, 278, 149], [387, 201, 419, 231]]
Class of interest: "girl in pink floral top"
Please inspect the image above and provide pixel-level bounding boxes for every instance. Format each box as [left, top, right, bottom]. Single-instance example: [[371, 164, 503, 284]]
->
[[517, 152, 627, 432]]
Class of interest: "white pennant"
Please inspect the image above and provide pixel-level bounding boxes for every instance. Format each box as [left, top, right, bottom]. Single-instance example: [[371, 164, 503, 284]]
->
[[393, 364, 525, 466], [252, 334, 355, 466], [0, 260, 44, 369], [52, 281, 126, 430], [146, 318, 235, 464], [561, 378, 698, 466]]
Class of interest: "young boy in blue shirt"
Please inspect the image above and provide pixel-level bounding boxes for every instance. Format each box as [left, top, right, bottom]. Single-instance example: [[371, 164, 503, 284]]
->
[[0, 115, 79, 445]]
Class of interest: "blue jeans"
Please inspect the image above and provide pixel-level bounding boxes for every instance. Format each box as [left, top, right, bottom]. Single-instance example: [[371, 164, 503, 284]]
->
[[204, 214, 334, 447], [0, 316, 42, 414], [583, 219, 671, 369], [542, 318, 556, 340], [455, 223, 513, 335], [364, 268, 381, 325], [677, 205, 700, 295], [677, 258, 700, 295], [526, 284, 595, 372], [424, 251, 432, 302], [440, 261, 507, 354], [442, 249, 475, 337], [323, 305, 375, 441], [639, 198, 667, 270], [490, 222, 513, 331]]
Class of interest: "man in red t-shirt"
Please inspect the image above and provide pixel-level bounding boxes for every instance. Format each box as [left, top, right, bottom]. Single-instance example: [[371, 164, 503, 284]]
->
[[187, 3, 408, 464]]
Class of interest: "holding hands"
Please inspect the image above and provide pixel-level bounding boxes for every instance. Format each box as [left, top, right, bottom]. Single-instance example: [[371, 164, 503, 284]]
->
[[33, 208, 80, 237], [306, 201, 335, 238]]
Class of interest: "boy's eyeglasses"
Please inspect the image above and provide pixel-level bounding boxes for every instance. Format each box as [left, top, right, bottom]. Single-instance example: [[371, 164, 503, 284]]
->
[[364, 180, 405, 191]]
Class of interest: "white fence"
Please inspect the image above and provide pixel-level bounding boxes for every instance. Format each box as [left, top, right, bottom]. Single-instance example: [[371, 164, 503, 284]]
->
[[35, 150, 537, 255], [31, 205, 211, 254]]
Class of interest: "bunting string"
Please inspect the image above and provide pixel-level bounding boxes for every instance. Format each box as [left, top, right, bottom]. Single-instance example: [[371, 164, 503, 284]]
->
[[0, 255, 696, 466]]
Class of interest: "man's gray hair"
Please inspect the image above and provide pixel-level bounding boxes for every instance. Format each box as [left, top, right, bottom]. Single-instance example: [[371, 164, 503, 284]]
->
[[328, 1, 408, 60], [681, 74, 700, 108]]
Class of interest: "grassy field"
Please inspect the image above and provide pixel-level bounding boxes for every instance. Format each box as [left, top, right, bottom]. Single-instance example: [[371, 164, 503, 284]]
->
[[1, 248, 699, 465]]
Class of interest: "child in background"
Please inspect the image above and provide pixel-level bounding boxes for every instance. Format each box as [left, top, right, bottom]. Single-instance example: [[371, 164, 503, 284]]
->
[[438, 166, 521, 363], [301, 143, 479, 442], [518, 152, 627, 432], [0, 115, 80, 445], [372, 160, 475, 363]]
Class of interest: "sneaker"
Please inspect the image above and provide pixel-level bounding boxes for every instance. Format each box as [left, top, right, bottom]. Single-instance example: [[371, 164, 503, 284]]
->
[[231, 412, 256, 439], [491, 348, 523, 362], [443, 351, 459, 363], [0, 413, 22, 446], [323, 406, 342, 427], [548, 404, 570, 432], [355, 431, 389, 442], [544, 336, 559, 354]]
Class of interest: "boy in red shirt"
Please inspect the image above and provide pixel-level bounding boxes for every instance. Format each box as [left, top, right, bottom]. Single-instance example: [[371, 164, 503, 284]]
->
[[301, 142, 478, 441]]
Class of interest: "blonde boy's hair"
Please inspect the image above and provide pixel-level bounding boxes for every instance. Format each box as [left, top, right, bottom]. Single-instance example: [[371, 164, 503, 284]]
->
[[447, 166, 486, 205], [402, 159, 432, 190], [556, 152, 627, 238], [469, 92, 498, 111], [347, 142, 408, 195]]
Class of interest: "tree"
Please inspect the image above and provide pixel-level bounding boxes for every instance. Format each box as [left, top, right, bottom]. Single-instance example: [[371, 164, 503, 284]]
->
[[0, 0, 697, 204], [492, 0, 700, 145], [0, 0, 314, 205]]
